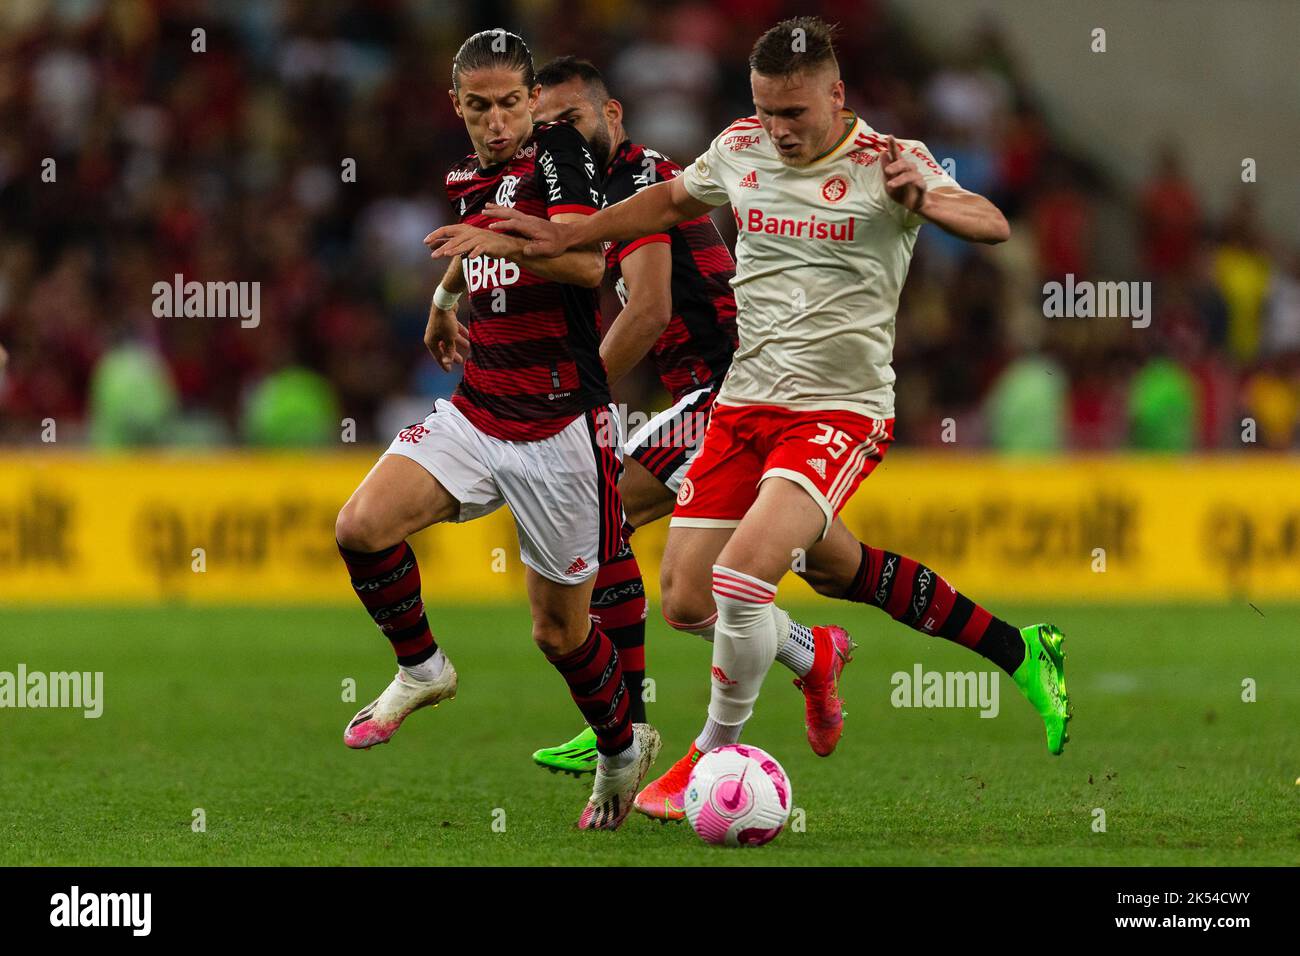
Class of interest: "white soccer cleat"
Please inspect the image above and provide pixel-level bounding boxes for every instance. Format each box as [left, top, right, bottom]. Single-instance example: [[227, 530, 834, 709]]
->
[[343, 662, 458, 749], [577, 723, 662, 831]]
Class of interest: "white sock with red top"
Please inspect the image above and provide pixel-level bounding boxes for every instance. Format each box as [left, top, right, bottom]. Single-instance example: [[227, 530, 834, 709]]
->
[[667, 596, 813, 677], [701, 566, 781, 733]]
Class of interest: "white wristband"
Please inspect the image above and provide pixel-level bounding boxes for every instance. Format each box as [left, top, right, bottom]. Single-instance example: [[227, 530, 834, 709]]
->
[[433, 285, 462, 311]]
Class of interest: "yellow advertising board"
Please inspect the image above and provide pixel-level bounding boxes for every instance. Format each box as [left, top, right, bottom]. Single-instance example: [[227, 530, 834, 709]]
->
[[0, 452, 1297, 605]]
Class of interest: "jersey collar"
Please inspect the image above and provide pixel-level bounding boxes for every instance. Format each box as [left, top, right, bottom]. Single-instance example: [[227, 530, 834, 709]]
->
[[807, 109, 865, 167]]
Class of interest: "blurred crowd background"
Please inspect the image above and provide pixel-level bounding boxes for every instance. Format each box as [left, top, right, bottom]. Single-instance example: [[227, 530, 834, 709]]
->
[[2, 0, 1298, 451]]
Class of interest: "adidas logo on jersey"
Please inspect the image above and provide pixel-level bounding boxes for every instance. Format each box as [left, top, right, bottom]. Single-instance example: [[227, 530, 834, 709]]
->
[[738, 170, 759, 189], [806, 457, 827, 479], [565, 556, 589, 576]]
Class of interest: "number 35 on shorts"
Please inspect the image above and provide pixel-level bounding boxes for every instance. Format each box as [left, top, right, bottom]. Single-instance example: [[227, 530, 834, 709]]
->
[[809, 422, 853, 458], [767, 412, 896, 528]]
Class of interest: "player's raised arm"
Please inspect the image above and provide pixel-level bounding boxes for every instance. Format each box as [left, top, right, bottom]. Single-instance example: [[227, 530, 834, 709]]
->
[[882, 135, 1009, 244], [483, 175, 712, 259], [600, 239, 673, 385]]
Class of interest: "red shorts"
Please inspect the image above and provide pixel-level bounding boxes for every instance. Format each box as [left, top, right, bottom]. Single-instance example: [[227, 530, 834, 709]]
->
[[671, 403, 895, 538]]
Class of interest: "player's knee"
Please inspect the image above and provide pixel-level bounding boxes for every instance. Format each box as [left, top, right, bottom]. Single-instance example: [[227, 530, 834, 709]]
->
[[665, 572, 717, 632], [532, 617, 584, 658], [660, 583, 715, 635], [335, 498, 395, 554]]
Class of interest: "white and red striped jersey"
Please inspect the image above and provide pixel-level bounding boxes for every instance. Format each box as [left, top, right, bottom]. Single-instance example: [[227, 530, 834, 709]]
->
[[680, 110, 958, 418]]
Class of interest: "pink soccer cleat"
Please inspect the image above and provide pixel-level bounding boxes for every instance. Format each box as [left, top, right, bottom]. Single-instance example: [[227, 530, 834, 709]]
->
[[792, 625, 856, 756], [343, 662, 458, 749]]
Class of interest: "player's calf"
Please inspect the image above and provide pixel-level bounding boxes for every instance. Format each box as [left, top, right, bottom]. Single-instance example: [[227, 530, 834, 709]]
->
[[546, 623, 660, 828], [336, 453, 463, 747], [545, 624, 635, 751], [338, 540, 458, 748], [533, 542, 651, 776], [839, 541, 1029, 676], [589, 541, 648, 723], [338, 541, 438, 662], [827, 539, 1072, 753]]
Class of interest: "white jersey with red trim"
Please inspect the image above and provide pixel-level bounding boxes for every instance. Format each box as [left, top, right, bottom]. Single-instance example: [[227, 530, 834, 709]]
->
[[680, 111, 958, 418]]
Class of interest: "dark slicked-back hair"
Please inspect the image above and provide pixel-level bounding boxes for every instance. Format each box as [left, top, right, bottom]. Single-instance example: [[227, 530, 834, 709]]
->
[[451, 29, 536, 92], [536, 56, 611, 102], [749, 16, 839, 78]]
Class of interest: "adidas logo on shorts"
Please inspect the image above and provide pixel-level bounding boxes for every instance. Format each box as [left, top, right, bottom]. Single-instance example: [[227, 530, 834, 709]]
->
[[806, 457, 827, 479], [565, 557, 589, 576]]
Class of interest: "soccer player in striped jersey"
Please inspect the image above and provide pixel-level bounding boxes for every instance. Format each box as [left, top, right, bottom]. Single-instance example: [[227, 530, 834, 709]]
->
[[481, 18, 1070, 822], [338, 30, 660, 831]]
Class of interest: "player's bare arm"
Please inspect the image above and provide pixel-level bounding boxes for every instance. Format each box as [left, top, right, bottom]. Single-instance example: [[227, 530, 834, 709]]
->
[[484, 175, 712, 258], [882, 134, 1009, 244], [424, 212, 604, 286], [599, 241, 672, 385], [424, 274, 471, 373], [439, 252, 467, 294]]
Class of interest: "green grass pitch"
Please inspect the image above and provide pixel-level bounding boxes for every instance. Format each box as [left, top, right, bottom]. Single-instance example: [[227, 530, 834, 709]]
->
[[0, 603, 1296, 866]]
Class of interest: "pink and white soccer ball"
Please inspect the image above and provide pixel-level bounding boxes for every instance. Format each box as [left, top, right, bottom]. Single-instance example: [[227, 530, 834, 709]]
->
[[683, 744, 792, 847]]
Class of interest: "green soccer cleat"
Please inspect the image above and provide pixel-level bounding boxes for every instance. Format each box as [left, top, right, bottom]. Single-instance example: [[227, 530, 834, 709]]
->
[[1011, 623, 1071, 755], [532, 726, 599, 776]]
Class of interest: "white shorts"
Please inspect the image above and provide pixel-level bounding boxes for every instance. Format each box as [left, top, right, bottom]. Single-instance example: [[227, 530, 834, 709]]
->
[[385, 399, 625, 584]]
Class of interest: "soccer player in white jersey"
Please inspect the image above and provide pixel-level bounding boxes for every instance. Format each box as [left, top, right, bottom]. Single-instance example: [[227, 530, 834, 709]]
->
[[455, 16, 1071, 820]]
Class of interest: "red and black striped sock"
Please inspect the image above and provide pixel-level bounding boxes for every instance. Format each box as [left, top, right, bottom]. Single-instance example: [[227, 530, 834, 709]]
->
[[844, 543, 1026, 674], [548, 624, 633, 757], [338, 541, 437, 666], [589, 540, 648, 723]]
